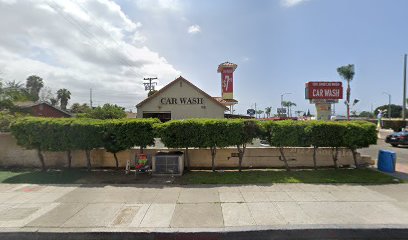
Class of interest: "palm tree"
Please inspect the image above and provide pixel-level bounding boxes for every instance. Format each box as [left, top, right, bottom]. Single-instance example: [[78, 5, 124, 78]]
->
[[337, 64, 355, 120], [26, 75, 44, 101], [255, 110, 264, 119], [57, 88, 71, 110], [265, 107, 272, 118], [287, 101, 297, 117]]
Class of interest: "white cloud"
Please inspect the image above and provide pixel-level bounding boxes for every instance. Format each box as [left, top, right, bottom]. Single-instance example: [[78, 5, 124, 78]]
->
[[281, 0, 309, 7], [187, 25, 201, 34], [0, 0, 180, 109], [135, 0, 181, 12]]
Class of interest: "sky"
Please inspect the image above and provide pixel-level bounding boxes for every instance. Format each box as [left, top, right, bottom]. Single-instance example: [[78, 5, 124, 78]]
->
[[0, 0, 407, 115]]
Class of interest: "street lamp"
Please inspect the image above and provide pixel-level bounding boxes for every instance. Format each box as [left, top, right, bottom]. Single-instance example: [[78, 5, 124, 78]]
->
[[382, 92, 392, 118]]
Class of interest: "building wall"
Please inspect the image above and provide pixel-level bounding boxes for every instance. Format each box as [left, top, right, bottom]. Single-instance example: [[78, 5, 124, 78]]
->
[[0, 133, 370, 169], [137, 80, 225, 120], [29, 104, 70, 118]]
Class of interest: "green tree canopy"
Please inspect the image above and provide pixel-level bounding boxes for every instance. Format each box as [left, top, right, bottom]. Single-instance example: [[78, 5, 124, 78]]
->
[[57, 88, 71, 110], [359, 111, 374, 118], [26, 75, 44, 101], [374, 104, 405, 118], [80, 103, 126, 119], [70, 103, 91, 113]]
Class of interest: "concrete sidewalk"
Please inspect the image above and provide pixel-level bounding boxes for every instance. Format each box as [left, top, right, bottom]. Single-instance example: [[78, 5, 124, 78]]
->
[[0, 183, 408, 239]]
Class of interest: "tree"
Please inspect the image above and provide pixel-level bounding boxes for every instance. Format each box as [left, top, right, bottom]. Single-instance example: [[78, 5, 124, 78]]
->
[[359, 111, 374, 118], [306, 109, 311, 117], [310, 122, 345, 169], [265, 107, 272, 118], [233, 120, 260, 172], [337, 64, 355, 120], [157, 120, 205, 171], [57, 88, 71, 110], [374, 104, 405, 118], [3, 80, 30, 102], [282, 101, 296, 117], [287, 101, 297, 117], [263, 120, 311, 171], [67, 119, 105, 171], [10, 117, 47, 170], [81, 103, 126, 119], [0, 80, 30, 111], [255, 110, 264, 119], [70, 103, 91, 113], [342, 122, 377, 168], [26, 75, 44, 101]]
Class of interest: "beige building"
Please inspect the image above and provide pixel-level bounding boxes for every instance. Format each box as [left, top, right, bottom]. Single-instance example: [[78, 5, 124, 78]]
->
[[136, 76, 227, 121]]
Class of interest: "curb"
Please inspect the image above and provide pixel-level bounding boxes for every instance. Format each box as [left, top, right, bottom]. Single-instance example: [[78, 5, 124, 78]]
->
[[1, 228, 408, 240]]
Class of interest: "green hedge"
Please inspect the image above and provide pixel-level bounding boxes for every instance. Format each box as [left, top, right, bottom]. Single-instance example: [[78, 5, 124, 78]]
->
[[262, 120, 311, 171], [157, 119, 259, 171], [11, 117, 159, 171], [10, 117, 377, 171]]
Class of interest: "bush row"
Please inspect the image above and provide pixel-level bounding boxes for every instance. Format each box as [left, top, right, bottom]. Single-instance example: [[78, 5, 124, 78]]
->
[[10, 118, 377, 171], [11, 117, 159, 171]]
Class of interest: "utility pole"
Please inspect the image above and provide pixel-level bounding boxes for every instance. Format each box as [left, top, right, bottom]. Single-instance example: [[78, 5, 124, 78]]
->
[[143, 77, 158, 93], [90, 88, 93, 108], [403, 54, 407, 122]]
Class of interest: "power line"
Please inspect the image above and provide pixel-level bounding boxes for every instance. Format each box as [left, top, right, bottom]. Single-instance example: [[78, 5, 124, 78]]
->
[[47, 0, 144, 79]]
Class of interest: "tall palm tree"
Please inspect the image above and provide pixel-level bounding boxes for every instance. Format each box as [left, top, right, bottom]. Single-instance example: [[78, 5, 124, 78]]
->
[[57, 88, 71, 110], [265, 107, 272, 118], [287, 101, 297, 117], [337, 64, 355, 120], [26, 75, 44, 101], [256, 110, 264, 119]]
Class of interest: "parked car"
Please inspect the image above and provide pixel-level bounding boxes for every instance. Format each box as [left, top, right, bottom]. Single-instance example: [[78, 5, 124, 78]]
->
[[385, 131, 408, 147]]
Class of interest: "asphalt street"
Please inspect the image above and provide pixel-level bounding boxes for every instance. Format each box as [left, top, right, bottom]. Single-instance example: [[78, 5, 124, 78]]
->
[[359, 139, 408, 166]]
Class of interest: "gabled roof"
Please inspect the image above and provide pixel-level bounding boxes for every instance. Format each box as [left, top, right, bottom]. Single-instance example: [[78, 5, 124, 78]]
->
[[17, 101, 73, 117], [136, 76, 228, 109]]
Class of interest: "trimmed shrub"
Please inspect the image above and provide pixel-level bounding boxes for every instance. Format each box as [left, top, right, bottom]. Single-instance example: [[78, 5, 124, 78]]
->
[[262, 120, 311, 171], [228, 120, 261, 172], [342, 121, 377, 168], [103, 118, 159, 168], [156, 119, 206, 170], [157, 119, 260, 172], [309, 121, 345, 169], [10, 117, 48, 170], [67, 119, 105, 171]]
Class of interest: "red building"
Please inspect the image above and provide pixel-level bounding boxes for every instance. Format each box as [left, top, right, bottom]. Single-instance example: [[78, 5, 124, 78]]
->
[[16, 102, 72, 118]]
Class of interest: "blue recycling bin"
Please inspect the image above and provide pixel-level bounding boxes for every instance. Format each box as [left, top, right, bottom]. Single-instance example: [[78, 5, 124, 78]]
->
[[377, 150, 396, 173]]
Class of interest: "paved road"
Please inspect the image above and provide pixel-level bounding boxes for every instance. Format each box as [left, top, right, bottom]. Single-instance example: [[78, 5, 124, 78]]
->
[[359, 139, 408, 166], [0, 183, 408, 239]]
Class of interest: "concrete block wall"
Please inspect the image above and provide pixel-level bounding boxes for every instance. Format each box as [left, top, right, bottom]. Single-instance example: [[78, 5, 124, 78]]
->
[[0, 133, 366, 169]]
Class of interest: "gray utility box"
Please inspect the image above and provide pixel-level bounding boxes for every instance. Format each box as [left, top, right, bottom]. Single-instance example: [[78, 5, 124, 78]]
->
[[152, 151, 184, 176]]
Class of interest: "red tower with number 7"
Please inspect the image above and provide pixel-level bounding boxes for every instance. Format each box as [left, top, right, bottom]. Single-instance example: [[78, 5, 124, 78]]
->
[[217, 62, 237, 100]]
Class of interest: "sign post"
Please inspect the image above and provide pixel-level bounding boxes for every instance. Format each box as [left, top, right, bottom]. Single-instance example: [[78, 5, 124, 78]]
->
[[305, 82, 343, 120]]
